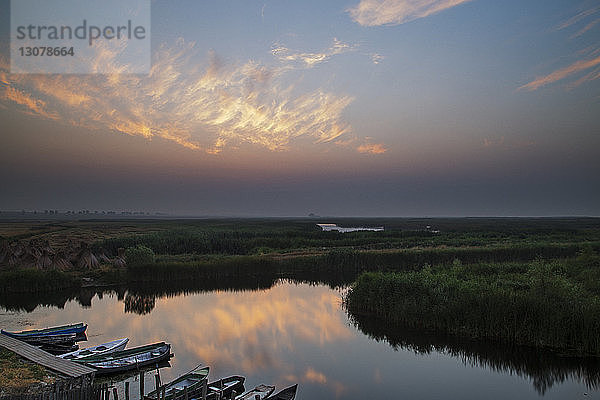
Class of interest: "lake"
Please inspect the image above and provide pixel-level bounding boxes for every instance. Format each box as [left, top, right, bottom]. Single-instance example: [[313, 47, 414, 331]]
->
[[1, 280, 599, 399]]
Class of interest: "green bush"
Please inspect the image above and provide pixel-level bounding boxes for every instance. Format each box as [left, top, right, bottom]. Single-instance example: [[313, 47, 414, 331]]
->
[[125, 245, 156, 267]]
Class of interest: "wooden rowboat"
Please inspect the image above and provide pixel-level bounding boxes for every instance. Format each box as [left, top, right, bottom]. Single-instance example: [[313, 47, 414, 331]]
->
[[1, 322, 87, 338], [37, 342, 79, 355], [75, 342, 171, 375], [59, 338, 129, 360], [265, 385, 298, 400], [202, 376, 246, 400], [18, 333, 77, 345], [146, 365, 209, 400], [235, 384, 275, 400]]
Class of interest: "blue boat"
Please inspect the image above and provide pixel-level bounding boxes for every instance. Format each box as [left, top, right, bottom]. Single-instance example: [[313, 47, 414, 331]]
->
[[1, 322, 87, 338]]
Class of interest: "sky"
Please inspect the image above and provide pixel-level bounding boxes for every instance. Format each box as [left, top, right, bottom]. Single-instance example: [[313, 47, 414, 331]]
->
[[0, 0, 599, 217]]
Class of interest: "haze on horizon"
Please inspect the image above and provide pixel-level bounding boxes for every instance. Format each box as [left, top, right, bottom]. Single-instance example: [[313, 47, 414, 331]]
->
[[0, 0, 599, 217]]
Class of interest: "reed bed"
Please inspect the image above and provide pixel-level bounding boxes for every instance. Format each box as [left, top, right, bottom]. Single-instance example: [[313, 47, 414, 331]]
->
[[0, 270, 78, 293], [346, 255, 600, 355]]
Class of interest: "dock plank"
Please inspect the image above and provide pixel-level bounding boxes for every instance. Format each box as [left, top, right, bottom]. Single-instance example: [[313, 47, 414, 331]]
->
[[0, 333, 96, 378]]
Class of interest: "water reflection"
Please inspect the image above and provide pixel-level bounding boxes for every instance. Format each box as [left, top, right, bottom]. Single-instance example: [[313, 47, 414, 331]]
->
[[1, 280, 599, 399], [124, 294, 156, 315], [0, 275, 279, 314], [347, 311, 600, 395]]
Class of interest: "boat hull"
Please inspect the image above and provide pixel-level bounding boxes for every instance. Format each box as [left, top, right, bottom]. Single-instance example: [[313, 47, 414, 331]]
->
[[1, 323, 87, 338], [77, 342, 172, 375], [265, 385, 298, 400], [146, 365, 209, 400], [204, 376, 245, 400], [235, 384, 275, 400], [59, 338, 129, 360]]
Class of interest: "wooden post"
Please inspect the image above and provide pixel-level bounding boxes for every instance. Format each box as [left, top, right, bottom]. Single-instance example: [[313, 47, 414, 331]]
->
[[184, 386, 188, 400], [125, 382, 130, 400], [113, 388, 119, 400], [201, 380, 207, 400], [140, 372, 145, 400]]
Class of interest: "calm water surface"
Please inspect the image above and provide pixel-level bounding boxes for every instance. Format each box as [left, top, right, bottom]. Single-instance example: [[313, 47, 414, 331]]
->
[[1, 281, 598, 399]]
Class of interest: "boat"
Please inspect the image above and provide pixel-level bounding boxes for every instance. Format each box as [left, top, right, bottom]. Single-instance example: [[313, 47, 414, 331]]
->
[[10, 332, 80, 355], [235, 384, 275, 400], [265, 385, 298, 400], [1, 322, 87, 338], [146, 365, 209, 400], [203, 376, 245, 400], [18, 333, 77, 345], [75, 342, 172, 375], [59, 338, 129, 360], [37, 342, 79, 355]]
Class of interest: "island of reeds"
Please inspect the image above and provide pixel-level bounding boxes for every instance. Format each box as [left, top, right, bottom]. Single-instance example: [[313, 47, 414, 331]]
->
[[345, 248, 600, 356]]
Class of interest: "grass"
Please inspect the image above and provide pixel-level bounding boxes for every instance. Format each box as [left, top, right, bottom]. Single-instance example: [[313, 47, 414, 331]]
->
[[0, 269, 79, 293], [0, 347, 55, 395], [345, 250, 600, 355], [93, 218, 600, 256]]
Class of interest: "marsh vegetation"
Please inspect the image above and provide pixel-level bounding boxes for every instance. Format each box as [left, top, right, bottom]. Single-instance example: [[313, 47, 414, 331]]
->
[[2, 217, 600, 356]]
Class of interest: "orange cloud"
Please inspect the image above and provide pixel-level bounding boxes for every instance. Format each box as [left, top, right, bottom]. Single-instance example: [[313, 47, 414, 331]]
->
[[348, 0, 473, 26], [569, 67, 600, 89], [0, 40, 354, 153], [357, 142, 388, 154], [571, 18, 600, 39], [152, 284, 354, 374], [2, 85, 58, 120], [301, 366, 348, 397], [304, 367, 327, 384], [519, 55, 600, 91], [557, 6, 600, 31]]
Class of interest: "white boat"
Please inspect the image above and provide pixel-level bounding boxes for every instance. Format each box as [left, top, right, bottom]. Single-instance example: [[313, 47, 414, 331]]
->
[[59, 338, 129, 360], [75, 342, 171, 375]]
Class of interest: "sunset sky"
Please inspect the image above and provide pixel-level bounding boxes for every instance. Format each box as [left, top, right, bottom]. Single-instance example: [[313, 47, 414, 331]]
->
[[1, 0, 599, 216]]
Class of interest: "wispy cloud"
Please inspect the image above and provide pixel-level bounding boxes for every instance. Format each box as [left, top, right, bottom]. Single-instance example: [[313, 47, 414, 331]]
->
[[570, 18, 600, 39], [304, 367, 327, 384], [0, 39, 355, 153], [519, 55, 600, 91], [568, 67, 600, 89], [272, 38, 356, 68], [556, 5, 600, 39], [371, 53, 385, 64], [1, 83, 58, 120], [482, 137, 535, 149], [557, 6, 600, 30], [482, 137, 504, 148], [301, 367, 347, 397], [357, 141, 388, 154], [348, 0, 472, 27], [524, 7, 600, 90]]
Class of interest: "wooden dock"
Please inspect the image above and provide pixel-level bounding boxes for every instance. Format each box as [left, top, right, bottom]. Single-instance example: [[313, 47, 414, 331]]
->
[[0, 333, 96, 379]]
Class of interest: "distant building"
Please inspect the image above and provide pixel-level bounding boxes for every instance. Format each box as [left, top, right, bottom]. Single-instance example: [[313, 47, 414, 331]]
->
[[317, 223, 384, 233]]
